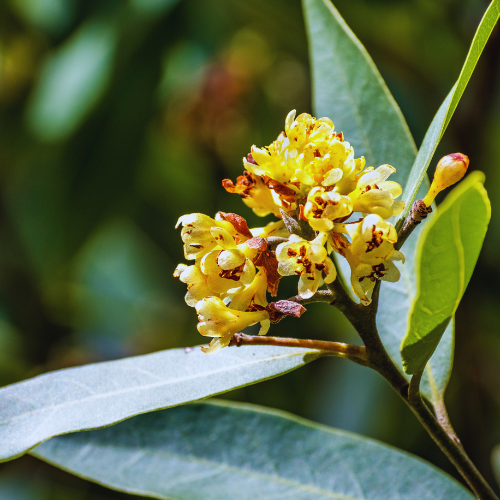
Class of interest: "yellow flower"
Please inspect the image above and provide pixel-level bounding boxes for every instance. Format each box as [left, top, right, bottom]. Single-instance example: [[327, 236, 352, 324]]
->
[[222, 170, 281, 217], [174, 263, 213, 307], [176, 212, 251, 260], [199, 226, 256, 295], [303, 186, 353, 232], [347, 251, 404, 305], [335, 156, 366, 194], [229, 268, 268, 313], [346, 214, 403, 266], [196, 296, 270, 353], [348, 165, 404, 219], [285, 110, 333, 150], [245, 132, 295, 183], [242, 110, 366, 193], [276, 232, 336, 298], [343, 214, 404, 305], [250, 219, 289, 239], [285, 110, 362, 189]]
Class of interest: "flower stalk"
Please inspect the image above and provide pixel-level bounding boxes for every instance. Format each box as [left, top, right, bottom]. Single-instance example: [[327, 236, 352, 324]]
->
[[229, 333, 369, 367]]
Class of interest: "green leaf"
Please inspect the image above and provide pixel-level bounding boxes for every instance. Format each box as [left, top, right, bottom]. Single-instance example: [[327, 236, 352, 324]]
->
[[401, 172, 491, 375], [32, 400, 474, 500], [302, 0, 450, 400], [399, 0, 500, 223], [0, 345, 321, 462]]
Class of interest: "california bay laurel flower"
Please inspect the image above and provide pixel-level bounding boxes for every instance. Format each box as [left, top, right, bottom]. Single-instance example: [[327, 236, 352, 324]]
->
[[196, 270, 270, 353], [176, 109, 407, 352], [222, 170, 282, 217], [196, 298, 270, 353], [348, 165, 405, 219], [275, 232, 336, 299], [176, 212, 251, 261], [175, 212, 260, 299], [342, 214, 405, 305], [199, 226, 256, 295], [303, 186, 353, 232], [173, 263, 213, 307]]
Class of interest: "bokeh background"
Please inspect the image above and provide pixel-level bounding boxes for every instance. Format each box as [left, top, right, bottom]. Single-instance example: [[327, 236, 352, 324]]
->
[[0, 0, 499, 497]]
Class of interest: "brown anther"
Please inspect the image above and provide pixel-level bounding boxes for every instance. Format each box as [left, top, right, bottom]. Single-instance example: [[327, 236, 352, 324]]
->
[[366, 226, 384, 252], [361, 263, 387, 282]]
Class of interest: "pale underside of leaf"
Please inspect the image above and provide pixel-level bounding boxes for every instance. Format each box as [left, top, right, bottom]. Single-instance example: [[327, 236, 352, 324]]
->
[[31, 400, 474, 500], [0, 345, 321, 462]]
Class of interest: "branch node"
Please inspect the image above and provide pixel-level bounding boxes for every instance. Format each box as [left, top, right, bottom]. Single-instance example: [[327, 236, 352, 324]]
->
[[396, 199, 432, 250]]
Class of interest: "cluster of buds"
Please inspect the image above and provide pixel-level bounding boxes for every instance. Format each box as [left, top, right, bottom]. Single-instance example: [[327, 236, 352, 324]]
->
[[175, 109, 468, 352]]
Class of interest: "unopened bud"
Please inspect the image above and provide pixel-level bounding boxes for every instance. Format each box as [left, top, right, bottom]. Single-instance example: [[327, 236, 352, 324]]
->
[[422, 153, 469, 206]]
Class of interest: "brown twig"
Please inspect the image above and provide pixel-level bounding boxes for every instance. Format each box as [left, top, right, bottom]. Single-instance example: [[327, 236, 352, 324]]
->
[[229, 333, 370, 367]]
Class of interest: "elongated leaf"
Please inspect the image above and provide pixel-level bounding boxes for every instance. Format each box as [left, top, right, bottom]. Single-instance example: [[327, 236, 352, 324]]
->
[[303, 0, 451, 401], [402, 172, 491, 374], [0, 345, 321, 462], [32, 400, 474, 500], [399, 0, 500, 222], [303, 0, 417, 183]]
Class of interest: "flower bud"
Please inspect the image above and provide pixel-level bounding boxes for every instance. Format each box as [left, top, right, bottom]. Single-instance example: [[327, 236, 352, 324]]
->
[[422, 153, 469, 206]]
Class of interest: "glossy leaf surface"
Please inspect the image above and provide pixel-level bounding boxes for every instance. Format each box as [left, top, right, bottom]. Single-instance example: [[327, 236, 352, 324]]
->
[[402, 172, 490, 374]]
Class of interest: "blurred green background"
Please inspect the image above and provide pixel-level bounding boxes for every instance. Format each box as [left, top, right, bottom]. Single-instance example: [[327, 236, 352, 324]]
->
[[0, 0, 499, 497]]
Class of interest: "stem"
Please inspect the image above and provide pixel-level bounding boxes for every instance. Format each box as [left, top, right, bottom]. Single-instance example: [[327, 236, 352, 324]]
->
[[320, 275, 498, 498], [332, 289, 498, 498], [408, 394, 498, 500], [229, 333, 370, 367], [433, 397, 464, 449], [368, 341, 496, 499]]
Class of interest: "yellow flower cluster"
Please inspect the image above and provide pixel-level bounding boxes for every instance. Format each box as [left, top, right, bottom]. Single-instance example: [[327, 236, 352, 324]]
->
[[175, 212, 289, 352], [176, 110, 406, 351]]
